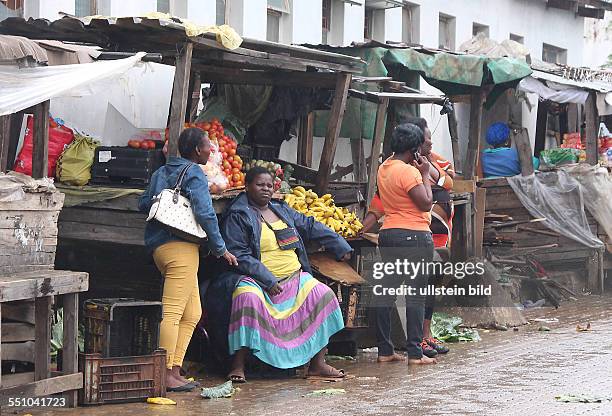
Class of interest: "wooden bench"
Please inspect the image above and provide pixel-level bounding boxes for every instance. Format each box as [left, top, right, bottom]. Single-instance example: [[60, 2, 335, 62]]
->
[[0, 269, 88, 408]]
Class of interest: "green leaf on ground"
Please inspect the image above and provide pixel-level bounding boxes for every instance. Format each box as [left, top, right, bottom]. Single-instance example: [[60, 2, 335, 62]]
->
[[431, 312, 481, 342], [306, 389, 346, 396]]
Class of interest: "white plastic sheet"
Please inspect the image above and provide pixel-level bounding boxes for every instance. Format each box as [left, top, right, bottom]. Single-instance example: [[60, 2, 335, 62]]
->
[[518, 77, 589, 105], [0, 52, 145, 116], [507, 170, 604, 250]]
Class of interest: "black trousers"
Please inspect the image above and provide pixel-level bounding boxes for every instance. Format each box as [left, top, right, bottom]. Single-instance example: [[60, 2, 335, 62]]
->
[[375, 229, 434, 359]]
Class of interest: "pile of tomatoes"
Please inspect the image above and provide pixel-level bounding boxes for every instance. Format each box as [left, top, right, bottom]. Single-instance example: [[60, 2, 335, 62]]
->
[[127, 139, 158, 150]]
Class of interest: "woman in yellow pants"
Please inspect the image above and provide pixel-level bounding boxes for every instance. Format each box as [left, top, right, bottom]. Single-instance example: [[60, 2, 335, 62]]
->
[[139, 128, 237, 391]]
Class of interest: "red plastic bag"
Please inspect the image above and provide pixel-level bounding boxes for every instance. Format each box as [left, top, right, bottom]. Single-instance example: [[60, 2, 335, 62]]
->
[[13, 116, 75, 177]]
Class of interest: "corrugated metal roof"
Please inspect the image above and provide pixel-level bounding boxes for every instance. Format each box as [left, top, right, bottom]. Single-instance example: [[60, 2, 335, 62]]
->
[[0, 16, 365, 73]]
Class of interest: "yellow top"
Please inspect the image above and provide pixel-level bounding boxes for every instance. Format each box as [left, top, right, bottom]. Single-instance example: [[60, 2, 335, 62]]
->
[[260, 220, 301, 278]]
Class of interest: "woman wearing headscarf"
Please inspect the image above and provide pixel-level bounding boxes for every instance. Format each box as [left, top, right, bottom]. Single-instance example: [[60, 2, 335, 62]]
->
[[480, 122, 539, 178]]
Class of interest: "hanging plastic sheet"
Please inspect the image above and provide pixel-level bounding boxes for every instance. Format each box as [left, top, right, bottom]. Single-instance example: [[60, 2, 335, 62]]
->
[[0, 52, 146, 116], [506, 170, 604, 249], [517, 77, 589, 104]]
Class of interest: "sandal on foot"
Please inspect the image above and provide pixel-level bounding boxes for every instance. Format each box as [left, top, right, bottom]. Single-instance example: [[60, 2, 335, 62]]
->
[[227, 374, 247, 383], [167, 383, 196, 392]]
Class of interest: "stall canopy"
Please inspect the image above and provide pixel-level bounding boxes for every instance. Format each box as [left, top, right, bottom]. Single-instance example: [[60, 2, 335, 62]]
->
[[305, 41, 532, 140]]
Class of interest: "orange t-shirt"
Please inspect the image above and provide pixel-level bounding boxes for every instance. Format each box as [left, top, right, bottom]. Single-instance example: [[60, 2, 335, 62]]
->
[[377, 158, 431, 232]]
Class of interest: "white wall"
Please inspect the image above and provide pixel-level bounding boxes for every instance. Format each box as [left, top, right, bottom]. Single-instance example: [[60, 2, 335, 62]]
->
[[384, 7, 402, 43], [583, 12, 612, 68], [342, 1, 364, 45], [292, 0, 322, 44], [24, 0, 74, 20], [96, 0, 157, 16], [228, 0, 267, 40]]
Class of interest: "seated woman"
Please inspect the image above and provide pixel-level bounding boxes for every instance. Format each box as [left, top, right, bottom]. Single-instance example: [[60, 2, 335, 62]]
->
[[206, 166, 353, 383], [481, 122, 539, 178]]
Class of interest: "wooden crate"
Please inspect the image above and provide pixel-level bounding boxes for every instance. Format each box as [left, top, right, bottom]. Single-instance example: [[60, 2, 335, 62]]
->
[[0, 190, 64, 275]]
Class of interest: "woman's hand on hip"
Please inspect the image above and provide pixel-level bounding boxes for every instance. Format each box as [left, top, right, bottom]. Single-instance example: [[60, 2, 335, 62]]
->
[[222, 250, 239, 266], [267, 283, 283, 296]]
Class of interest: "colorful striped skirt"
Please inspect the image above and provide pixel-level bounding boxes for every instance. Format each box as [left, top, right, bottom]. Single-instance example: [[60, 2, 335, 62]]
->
[[228, 271, 344, 369]]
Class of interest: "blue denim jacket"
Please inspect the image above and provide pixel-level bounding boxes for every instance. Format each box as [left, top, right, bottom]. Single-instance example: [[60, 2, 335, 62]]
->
[[138, 156, 226, 256]]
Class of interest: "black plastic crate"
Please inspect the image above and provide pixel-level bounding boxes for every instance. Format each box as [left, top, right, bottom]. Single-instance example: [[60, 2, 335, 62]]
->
[[90, 146, 165, 186], [84, 298, 162, 358], [252, 144, 279, 161]]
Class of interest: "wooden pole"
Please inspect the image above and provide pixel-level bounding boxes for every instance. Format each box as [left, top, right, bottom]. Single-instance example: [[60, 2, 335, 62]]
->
[[168, 42, 194, 158], [297, 112, 314, 167], [463, 91, 484, 179], [513, 127, 535, 176], [314, 73, 352, 194], [187, 71, 202, 123], [585, 92, 599, 165], [0, 115, 11, 172], [34, 297, 51, 381], [62, 293, 79, 407], [350, 138, 366, 182], [366, 98, 390, 206], [473, 187, 486, 258], [32, 101, 50, 179], [447, 110, 461, 174]]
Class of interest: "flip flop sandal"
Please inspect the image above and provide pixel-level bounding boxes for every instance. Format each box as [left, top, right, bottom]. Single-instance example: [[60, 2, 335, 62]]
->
[[227, 374, 247, 384], [167, 383, 196, 392]]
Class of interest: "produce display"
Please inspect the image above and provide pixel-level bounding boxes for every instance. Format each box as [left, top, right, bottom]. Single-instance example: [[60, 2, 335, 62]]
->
[[242, 159, 295, 193], [284, 186, 363, 238], [127, 139, 158, 150]]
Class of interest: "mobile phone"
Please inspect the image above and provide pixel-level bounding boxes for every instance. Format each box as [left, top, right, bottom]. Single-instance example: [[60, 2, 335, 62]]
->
[[413, 150, 421, 160]]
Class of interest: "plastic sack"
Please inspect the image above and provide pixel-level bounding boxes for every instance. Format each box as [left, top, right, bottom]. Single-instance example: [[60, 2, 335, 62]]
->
[[13, 115, 75, 177], [199, 140, 229, 194], [56, 133, 100, 186], [539, 148, 577, 168]]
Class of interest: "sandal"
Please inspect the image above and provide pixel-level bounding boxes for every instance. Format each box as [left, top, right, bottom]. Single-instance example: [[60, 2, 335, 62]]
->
[[227, 374, 247, 384], [167, 383, 196, 392]]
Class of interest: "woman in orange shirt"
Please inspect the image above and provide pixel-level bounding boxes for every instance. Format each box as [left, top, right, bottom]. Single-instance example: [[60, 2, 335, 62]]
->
[[375, 123, 436, 365]]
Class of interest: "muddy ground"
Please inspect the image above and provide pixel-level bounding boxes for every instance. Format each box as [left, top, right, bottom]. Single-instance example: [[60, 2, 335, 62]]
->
[[5, 295, 612, 416]]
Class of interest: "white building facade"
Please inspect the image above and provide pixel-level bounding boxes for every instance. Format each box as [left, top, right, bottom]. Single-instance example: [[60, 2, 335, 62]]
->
[[6, 0, 608, 172]]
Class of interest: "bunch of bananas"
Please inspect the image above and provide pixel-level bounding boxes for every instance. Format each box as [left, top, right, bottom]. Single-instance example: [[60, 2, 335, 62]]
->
[[284, 186, 363, 238]]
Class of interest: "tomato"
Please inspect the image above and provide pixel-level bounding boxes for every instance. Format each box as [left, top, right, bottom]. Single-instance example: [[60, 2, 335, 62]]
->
[[227, 156, 234, 162], [235, 179, 244, 187], [132, 141, 141, 149], [147, 140, 157, 149], [231, 167, 241, 174], [222, 152, 228, 159], [232, 173, 241, 182], [227, 148, 236, 157], [222, 160, 231, 170], [231, 160, 241, 169], [224, 169, 231, 176], [202, 122, 211, 131], [218, 139, 226, 148]]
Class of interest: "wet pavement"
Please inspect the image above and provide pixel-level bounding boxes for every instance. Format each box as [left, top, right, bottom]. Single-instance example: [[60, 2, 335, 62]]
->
[[6, 295, 612, 416]]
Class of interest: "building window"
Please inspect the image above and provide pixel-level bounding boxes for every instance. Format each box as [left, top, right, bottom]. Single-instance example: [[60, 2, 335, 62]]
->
[[322, 0, 331, 45], [402, 2, 420, 45], [472, 22, 489, 37], [0, 0, 23, 19], [510, 33, 524, 44], [364, 7, 373, 40], [542, 43, 567, 65], [438, 13, 456, 51], [267, 9, 281, 42], [157, 0, 169, 13], [75, 0, 96, 17], [216, 0, 226, 25]]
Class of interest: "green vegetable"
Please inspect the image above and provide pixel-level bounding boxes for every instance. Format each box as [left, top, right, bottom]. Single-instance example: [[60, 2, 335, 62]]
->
[[430, 312, 481, 342]]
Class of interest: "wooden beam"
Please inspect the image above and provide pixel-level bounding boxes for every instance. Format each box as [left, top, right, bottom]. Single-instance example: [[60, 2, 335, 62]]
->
[[1, 322, 35, 342], [168, 42, 194, 158], [198, 66, 338, 88], [297, 113, 314, 167], [463, 91, 484, 179], [0, 373, 83, 406], [0, 270, 89, 302], [473, 187, 487, 257], [366, 98, 390, 205], [584, 92, 598, 165], [32, 100, 50, 179], [62, 293, 79, 406], [447, 110, 461, 174], [314, 73, 352, 194], [34, 296, 51, 381], [513, 127, 535, 176], [187, 71, 201, 123], [0, 115, 10, 173], [350, 138, 367, 183]]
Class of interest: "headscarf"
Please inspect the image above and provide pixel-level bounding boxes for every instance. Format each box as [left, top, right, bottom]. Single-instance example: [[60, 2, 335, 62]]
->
[[486, 122, 511, 146]]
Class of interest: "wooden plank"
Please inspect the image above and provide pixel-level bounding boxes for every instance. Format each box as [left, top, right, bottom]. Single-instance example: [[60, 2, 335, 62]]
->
[[297, 113, 314, 168], [366, 98, 390, 205], [452, 179, 476, 194], [465, 197, 474, 258], [0, 270, 89, 302], [447, 110, 461, 174], [34, 296, 51, 380], [1, 300, 35, 325], [584, 92, 598, 165], [0, 303, 1, 388], [513, 127, 535, 176], [189, 36, 270, 59], [0, 191, 64, 211], [1, 322, 35, 342], [310, 253, 366, 285], [463, 91, 484, 179], [0, 115, 10, 173], [1, 340, 34, 362], [32, 101, 50, 179], [61, 293, 78, 407], [366, 91, 447, 104], [167, 42, 194, 158], [0, 372, 34, 388], [198, 66, 338, 88], [473, 188, 486, 257], [350, 138, 367, 183], [58, 208, 145, 228], [0, 373, 83, 406], [314, 73, 352, 194]]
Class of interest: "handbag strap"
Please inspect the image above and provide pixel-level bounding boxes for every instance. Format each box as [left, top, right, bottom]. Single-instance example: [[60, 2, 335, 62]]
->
[[173, 163, 194, 192]]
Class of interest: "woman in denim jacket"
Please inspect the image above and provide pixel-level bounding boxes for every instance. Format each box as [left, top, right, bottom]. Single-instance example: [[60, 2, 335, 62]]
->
[[139, 128, 237, 391]]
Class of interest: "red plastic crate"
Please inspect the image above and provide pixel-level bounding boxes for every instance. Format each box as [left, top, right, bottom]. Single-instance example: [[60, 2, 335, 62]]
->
[[79, 349, 166, 405]]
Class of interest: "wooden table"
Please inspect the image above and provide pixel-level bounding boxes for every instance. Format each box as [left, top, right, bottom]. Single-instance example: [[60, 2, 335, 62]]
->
[[0, 270, 88, 408]]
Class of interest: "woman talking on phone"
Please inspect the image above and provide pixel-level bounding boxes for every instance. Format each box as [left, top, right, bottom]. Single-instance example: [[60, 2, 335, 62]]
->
[[375, 123, 436, 365]]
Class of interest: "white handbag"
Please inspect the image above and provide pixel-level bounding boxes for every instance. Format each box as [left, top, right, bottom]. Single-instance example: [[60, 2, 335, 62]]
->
[[146, 163, 208, 243]]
